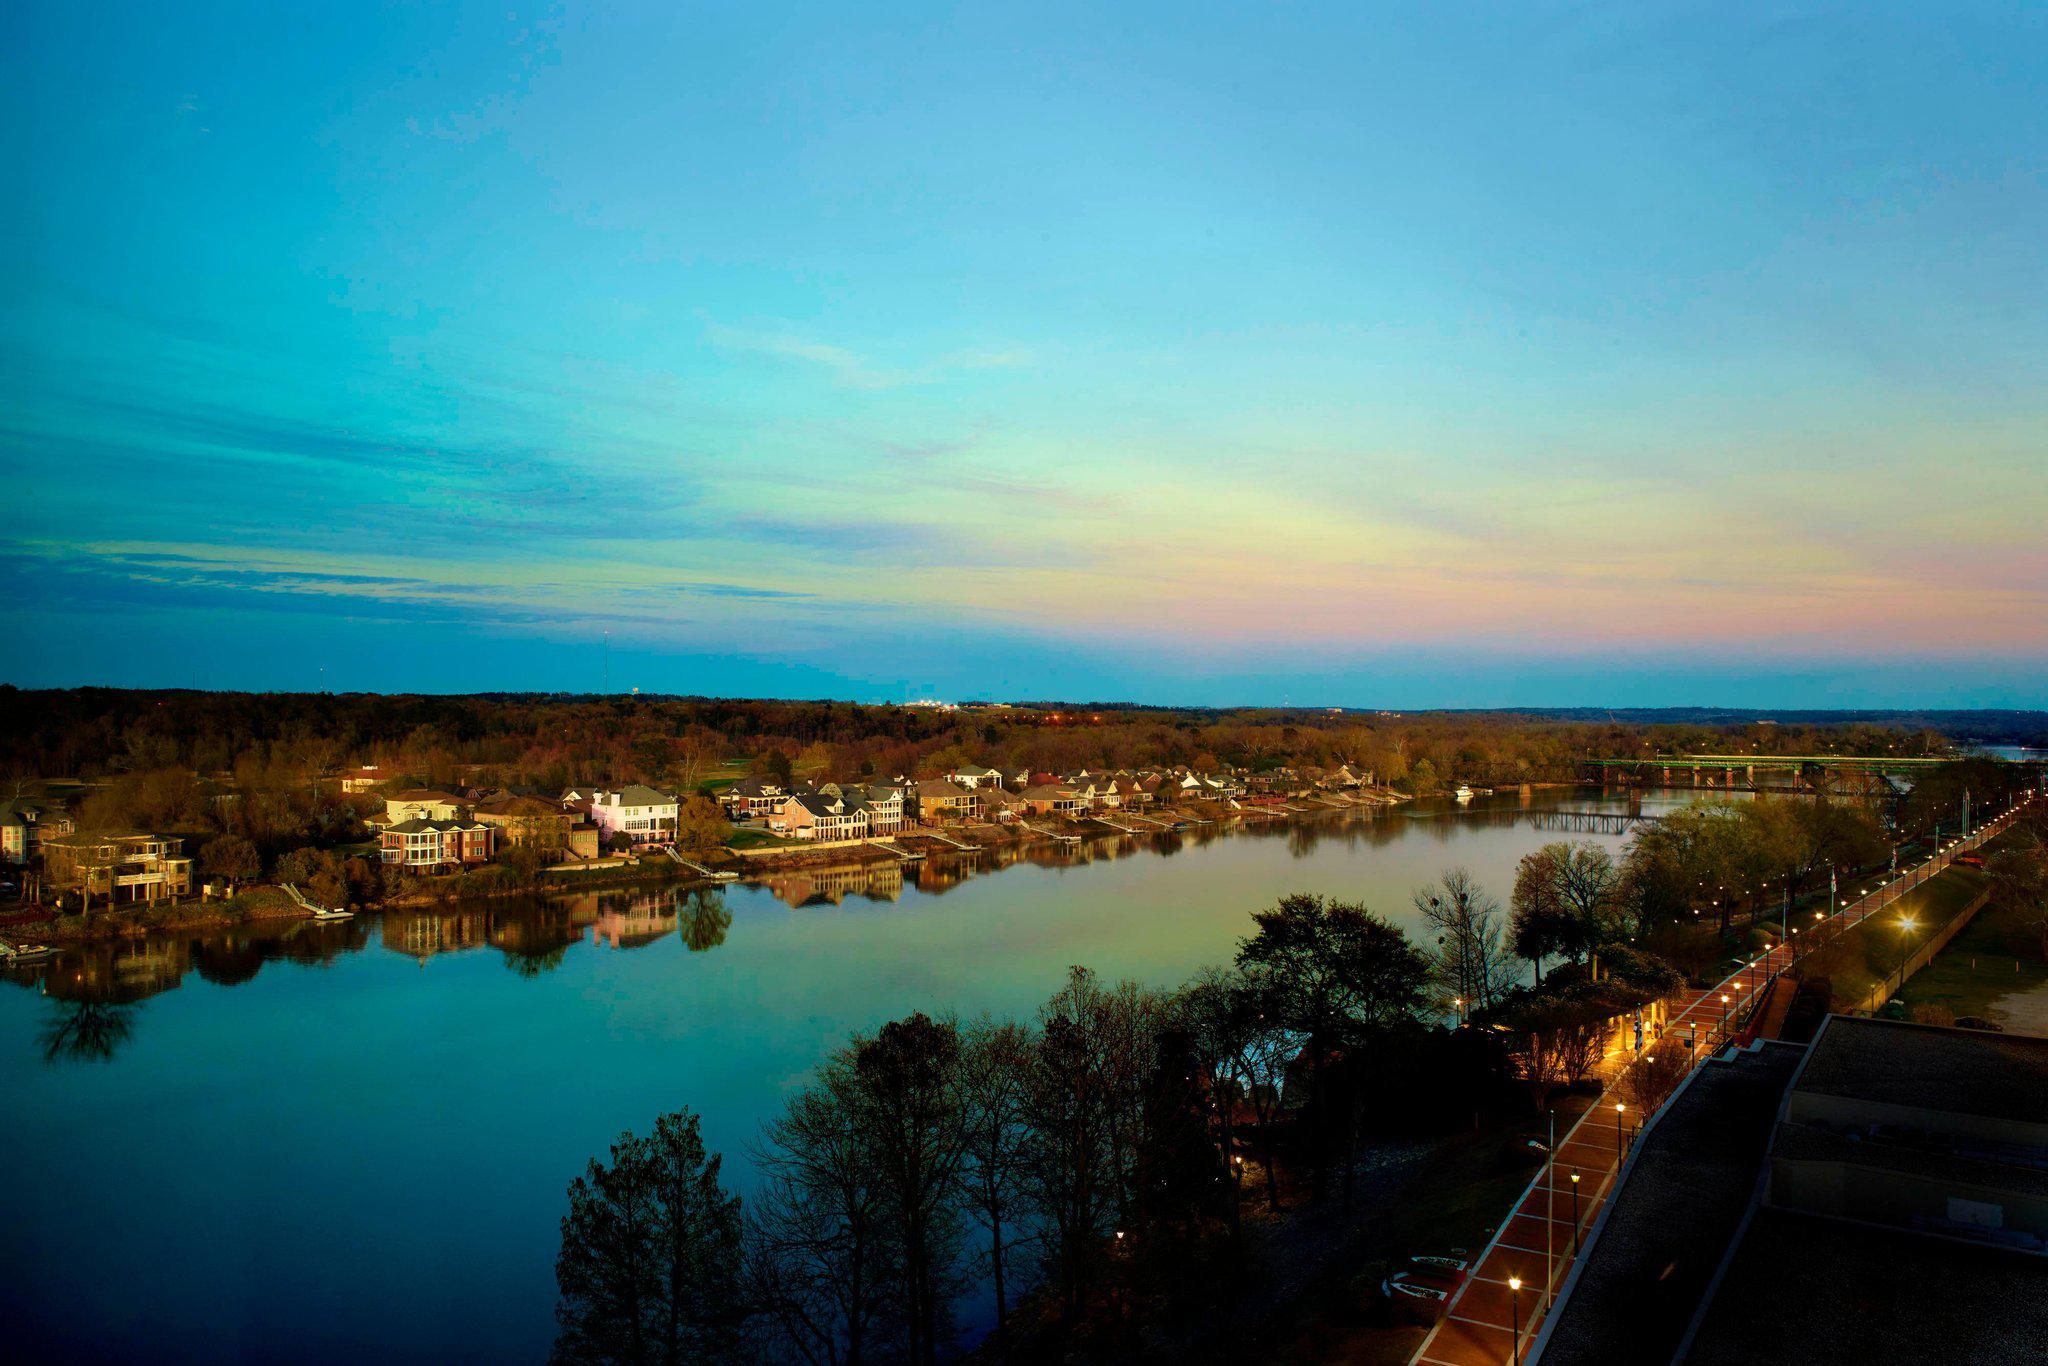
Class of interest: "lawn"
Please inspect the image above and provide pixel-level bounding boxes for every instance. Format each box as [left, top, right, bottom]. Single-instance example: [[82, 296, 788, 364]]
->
[[1797, 843, 2002, 1009], [1896, 892, 2048, 1029]]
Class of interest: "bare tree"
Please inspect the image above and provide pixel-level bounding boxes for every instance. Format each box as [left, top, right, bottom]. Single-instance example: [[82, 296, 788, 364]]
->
[[957, 1016, 1036, 1331], [1416, 869, 1515, 1011]]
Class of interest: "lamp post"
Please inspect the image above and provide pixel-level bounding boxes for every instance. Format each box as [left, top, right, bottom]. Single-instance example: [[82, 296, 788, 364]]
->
[[1613, 1102, 1626, 1165], [1719, 993, 1730, 1040], [1892, 916, 1918, 998], [1509, 1277, 1523, 1366], [1569, 1171, 1581, 1253]]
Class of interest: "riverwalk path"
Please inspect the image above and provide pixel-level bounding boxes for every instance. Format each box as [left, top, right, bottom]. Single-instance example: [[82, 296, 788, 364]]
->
[[1408, 793, 2039, 1366]]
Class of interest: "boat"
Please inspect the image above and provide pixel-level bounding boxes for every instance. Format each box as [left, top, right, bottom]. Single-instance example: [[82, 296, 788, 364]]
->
[[0, 942, 57, 963], [310, 906, 355, 922], [1453, 785, 1475, 802]]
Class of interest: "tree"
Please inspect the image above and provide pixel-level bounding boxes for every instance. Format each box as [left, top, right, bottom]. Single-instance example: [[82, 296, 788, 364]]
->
[[553, 1109, 744, 1366], [1615, 1045, 1692, 1117], [850, 1014, 967, 1366], [203, 835, 260, 894], [749, 1057, 898, 1365], [1235, 895, 1428, 1198], [957, 1016, 1035, 1332], [1415, 868, 1515, 1009], [1510, 847, 1582, 985], [674, 796, 730, 857]]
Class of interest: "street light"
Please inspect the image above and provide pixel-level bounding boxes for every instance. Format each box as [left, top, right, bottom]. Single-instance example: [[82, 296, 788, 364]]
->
[[1509, 1277, 1524, 1365], [1569, 1171, 1582, 1252], [1614, 1102, 1627, 1164], [1720, 993, 1731, 1037], [1892, 916, 1919, 997]]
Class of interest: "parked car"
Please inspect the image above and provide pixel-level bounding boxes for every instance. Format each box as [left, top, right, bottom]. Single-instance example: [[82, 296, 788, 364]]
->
[[1955, 1016, 2005, 1032]]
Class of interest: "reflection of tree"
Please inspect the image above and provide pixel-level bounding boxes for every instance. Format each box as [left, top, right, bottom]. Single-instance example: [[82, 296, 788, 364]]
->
[[505, 944, 569, 978], [40, 999, 139, 1064], [193, 936, 268, 987], [679, 888, 731, 954]]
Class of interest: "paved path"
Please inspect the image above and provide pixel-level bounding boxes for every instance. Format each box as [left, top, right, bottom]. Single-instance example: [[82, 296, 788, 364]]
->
[[1409, 796, 2036, 1366]]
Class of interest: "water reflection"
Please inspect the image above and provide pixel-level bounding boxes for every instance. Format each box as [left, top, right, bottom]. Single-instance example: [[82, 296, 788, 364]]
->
[[38, 999, 139, 1064], [5, 791, 1703, 1065]]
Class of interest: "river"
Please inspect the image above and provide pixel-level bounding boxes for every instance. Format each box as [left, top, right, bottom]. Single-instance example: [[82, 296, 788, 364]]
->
[[0, 787, 1699, 1363]]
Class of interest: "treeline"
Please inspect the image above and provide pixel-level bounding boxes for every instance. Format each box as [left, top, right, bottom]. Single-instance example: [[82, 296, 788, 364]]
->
[[549, 896, 1526, 1365], [0, 686, 1982, 796]]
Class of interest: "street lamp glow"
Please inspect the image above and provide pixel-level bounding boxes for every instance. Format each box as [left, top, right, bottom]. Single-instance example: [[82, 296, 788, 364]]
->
[[1509, 1276, 1522, 1292]]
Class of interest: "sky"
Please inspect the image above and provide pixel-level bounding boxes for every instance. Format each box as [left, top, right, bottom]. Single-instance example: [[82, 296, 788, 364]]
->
[[4, 2, 2045, 708]]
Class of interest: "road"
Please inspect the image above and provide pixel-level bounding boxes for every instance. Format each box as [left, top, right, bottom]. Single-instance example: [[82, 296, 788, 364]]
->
[[1408, 794, 2037, 1366]]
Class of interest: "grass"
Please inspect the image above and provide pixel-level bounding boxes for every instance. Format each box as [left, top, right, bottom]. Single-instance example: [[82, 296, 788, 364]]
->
[[1896, 893, 2048, 1026], [1796, 846, 1999, 1008], [723, 827, 802, 850]]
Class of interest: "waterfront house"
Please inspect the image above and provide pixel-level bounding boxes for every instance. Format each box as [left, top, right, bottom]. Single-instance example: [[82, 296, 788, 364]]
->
[[471, 794, 586, 852], [946, 763, 1004, 789], [775, 791, 872, 842], [720, 777, 788, 821], [380, 789, 467, 824], [41, 831, 193, 910], [584, 785, 680, 848], [914, 779, 981, 825], [339, 765, 386, 793], [378, 817, 496, 871], [0, 798, 72, 865], [1022, 783, 1089, 817]]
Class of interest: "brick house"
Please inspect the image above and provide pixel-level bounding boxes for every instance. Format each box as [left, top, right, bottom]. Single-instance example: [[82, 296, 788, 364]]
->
[[379, 818, 496, 871]]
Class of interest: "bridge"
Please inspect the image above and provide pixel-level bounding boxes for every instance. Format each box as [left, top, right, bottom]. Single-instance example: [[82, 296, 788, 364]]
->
[[1585, 754, 1961, 795]]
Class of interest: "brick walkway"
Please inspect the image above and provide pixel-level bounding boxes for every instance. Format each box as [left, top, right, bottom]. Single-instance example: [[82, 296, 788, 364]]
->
[[1408, 797, 2035, 1366]]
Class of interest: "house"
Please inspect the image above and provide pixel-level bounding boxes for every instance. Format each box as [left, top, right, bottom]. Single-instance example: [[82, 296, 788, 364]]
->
[[578, 785, 679, 848], [946, 763, 1004, 789], [845, 783, 905, 835], [378, 818, 496, 871], [41, 831, 193, 909], [472, 795, 584, 852], [979, 787, 1027, 822], [1, 798, 72, 865], [720, 777, 788, 820], [914, 780, 981, 825], [380, 789, 467, 824], [1021, 783, 1089, 817], [775, 791, 872, 842], [339, 766, 386, 793]]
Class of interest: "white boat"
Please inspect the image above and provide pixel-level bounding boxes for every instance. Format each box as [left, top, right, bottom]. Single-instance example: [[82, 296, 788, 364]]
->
[[0, 943, 57, 963], [1453, 785, 1475, 802], [310, 906, 355, 922]]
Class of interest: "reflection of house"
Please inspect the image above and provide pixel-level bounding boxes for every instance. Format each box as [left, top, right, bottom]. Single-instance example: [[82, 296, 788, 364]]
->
[[763, 862, 905, 908], [41, 832, 193, 908], [378, 818, 495, 870], [590, 890, 680, 948], [382, 907, 494, 961], [1, 798, 72, 864]]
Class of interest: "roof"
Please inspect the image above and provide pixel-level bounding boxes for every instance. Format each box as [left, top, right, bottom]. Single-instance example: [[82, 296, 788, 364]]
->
[[1684, 1208, 2048, 1365], [382, 818, 489, 834], [390, 789, 462, 803], [915, 780, 972, 798], [1793, 1014, 2048, 1128], [1536, 1042, 1808, 1366], [602, 785, 675, 807]]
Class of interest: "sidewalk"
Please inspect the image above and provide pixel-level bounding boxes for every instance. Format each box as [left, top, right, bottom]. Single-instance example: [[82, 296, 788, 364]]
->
[[1406, 795, 2036, 1366]]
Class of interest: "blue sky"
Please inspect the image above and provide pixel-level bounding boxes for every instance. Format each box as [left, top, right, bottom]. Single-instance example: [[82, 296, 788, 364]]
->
[[4, 2, 2045, 706]]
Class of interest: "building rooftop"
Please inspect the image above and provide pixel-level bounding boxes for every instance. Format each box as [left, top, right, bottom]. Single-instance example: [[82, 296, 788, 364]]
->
[[1683, 1208, 2048, 1366], [1536, 1041, 1806, 1366], [1792, 1014, 2048, 1129]]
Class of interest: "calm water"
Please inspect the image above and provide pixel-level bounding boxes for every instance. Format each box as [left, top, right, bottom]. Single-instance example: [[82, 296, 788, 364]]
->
[[1, 789, 1688, 1363]]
